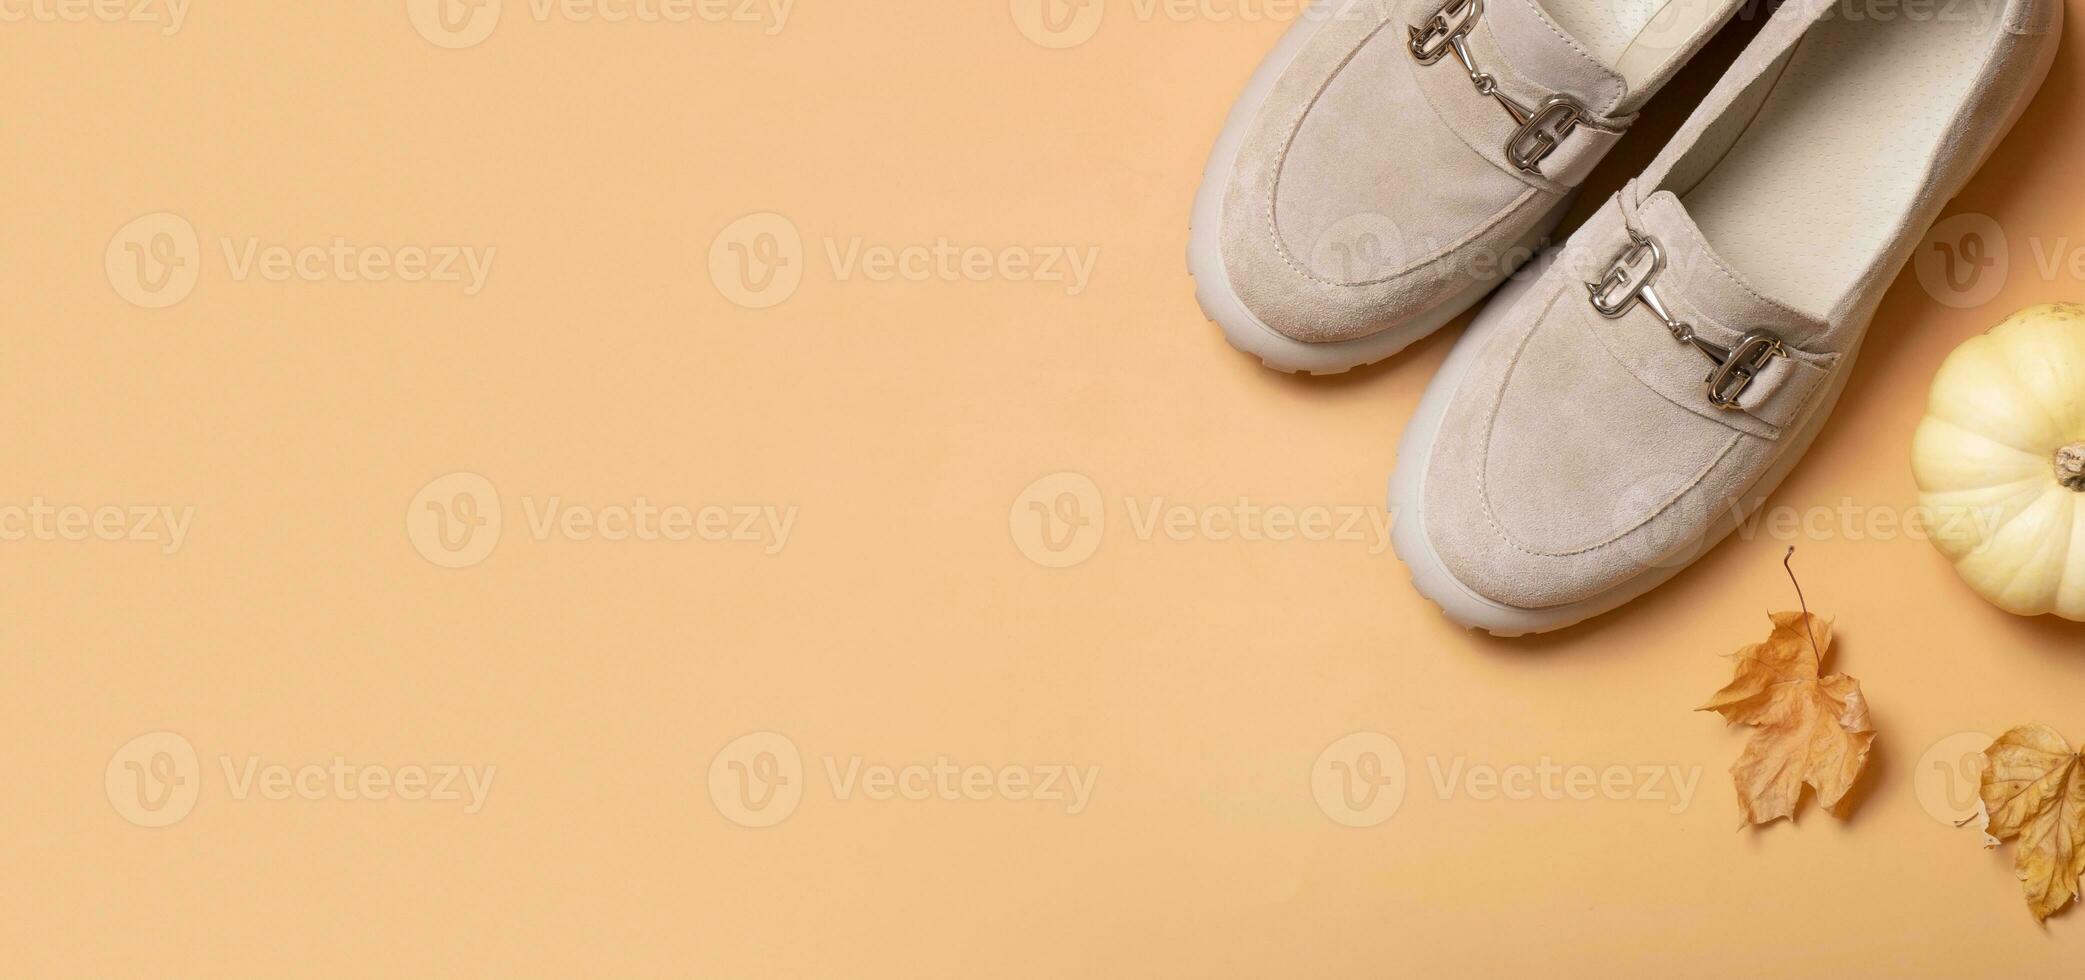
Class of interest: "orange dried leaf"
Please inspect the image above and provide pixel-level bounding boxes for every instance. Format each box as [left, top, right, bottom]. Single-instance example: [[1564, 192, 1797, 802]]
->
[[1698, 612, 1874, 828]]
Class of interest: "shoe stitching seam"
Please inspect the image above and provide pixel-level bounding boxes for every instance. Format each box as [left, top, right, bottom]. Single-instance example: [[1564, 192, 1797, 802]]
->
[[1259, 16, 1551, 290], [1503, 0, 1625, 114], [1470, 283, 1742, 559]]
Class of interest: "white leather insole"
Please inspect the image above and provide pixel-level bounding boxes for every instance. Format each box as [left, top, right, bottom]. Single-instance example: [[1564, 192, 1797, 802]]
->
[[1679, 11, 1993, 315], [1541, 0, 1730, 89]]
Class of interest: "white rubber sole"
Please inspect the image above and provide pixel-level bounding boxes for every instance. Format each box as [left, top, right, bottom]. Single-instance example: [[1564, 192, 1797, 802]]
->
[[1184, 0, 1566, 376], [1385, 250, 1866, 637]]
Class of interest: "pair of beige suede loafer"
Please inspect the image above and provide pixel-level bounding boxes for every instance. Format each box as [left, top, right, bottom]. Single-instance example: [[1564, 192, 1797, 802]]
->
[[1188, 0, 2064, 634]]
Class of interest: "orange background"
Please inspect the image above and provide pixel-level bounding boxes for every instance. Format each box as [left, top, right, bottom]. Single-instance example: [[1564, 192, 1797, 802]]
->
[[6, 0, 2085, 975]]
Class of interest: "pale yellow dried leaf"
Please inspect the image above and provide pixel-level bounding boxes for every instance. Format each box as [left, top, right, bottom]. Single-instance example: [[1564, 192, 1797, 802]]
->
[[1978, 724, 2085, 921]]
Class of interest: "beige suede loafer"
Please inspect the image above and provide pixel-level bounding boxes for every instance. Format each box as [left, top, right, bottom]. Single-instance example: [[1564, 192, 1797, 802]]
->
[[1189, 0, 1750, 374], [1388, 0, 2063, 634]]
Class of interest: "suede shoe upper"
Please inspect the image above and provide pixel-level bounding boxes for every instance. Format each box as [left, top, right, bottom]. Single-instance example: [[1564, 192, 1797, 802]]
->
[[1413, 0, 2063, 613], [1419, 185, 1840, 608], [1216, 0, 1644, 345]]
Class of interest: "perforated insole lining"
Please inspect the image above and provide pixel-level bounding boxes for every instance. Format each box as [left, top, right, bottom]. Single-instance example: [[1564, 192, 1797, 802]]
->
[[1541, 0, 1731, 89], [1678, 12, 1994, 316]]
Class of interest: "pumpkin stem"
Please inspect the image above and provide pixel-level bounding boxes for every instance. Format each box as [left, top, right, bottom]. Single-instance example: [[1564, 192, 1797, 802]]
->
[[2061, 443, 2085, 492]]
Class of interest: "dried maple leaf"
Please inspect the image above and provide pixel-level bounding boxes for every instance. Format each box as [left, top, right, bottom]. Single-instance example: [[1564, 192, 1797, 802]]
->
[[1977, 724, 2085, 921], [1697, 611, 1875, 827]]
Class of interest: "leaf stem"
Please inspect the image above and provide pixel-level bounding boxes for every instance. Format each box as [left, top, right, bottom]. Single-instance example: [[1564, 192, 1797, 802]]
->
[[1784, 547, 1824, 662]]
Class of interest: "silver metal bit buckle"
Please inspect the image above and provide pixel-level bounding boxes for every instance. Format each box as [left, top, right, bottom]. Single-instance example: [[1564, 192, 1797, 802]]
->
[[1407, 0, 1587, 177], [1586, 229, 1789, 412], [1504, 96, 1585, 176], [1701, 331, 1789, 411], [1408, 0, 1482, 65], [1587, 230, 1665, 318]]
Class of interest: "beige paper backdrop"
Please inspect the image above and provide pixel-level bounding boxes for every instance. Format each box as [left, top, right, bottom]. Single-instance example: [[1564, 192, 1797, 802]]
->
[[6, 0, 2085, 975]]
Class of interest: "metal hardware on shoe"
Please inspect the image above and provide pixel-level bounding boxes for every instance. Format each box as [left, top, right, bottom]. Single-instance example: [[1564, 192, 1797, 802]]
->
[[1409, 0, 1482, 65], [1586, 229, 1790, 412], [1702, 331, 1788, 411], [1407, 0, 1594, 176], [1587, 229, 1665, 318], [1505, 97, 1586, 175]]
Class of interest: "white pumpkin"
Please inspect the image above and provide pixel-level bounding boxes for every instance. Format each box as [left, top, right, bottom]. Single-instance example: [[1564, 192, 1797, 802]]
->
[[1913, 303, 2085, 621]]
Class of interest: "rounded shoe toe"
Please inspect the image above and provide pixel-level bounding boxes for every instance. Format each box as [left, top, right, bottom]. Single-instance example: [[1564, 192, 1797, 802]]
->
[[1214, 1, 1550, 347]]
